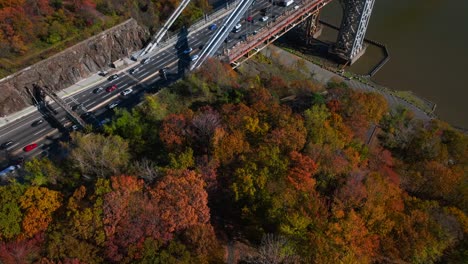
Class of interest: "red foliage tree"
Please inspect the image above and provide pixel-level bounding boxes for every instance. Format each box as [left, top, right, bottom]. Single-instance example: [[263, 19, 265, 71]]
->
[[287, 151, 317, 192], [151, 169, 211, 234]]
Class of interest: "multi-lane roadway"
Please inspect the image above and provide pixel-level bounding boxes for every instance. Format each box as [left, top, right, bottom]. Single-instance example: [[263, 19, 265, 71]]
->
[[0, 0, 300, 169]]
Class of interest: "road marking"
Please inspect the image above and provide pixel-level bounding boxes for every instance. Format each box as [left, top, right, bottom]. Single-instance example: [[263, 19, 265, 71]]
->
[[33, 128, 48, 136], [9, 129, 59, 156], [1, 121, 31, 138], [140, 71, 151, 78], [8, 143, 19, 149]]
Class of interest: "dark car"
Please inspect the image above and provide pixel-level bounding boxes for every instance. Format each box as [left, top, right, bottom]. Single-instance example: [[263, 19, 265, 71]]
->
[[129, 68, 138, 75], [159, 67, 169, 80], [141, 58, 151, 65], [11, 156, 24, 165], [0, 140, 14, 150], [224, 37, 233, 43], [93, 87, 104, 94], [107, 101, 120, 110], [31, 119, 44, 127], [108, 74, 119, 81], [81, 112, 93, 119], [71, 103, 83, 111]]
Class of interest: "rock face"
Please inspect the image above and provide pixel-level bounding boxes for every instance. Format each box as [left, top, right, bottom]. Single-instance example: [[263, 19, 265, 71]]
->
[[0, 18, 149, 116]]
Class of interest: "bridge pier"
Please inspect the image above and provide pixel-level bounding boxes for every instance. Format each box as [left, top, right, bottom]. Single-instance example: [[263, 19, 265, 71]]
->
[[330, 0, 376, 64], [304, 12, 323, 44]]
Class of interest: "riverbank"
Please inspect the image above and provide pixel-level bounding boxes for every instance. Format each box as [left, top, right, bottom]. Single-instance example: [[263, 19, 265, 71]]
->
[[261, 45, 434, 123], [272, 30, 438, 120]]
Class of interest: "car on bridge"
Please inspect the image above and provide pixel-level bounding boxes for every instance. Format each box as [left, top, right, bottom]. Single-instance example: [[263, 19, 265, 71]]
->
[[23, 143, 38, 152], [106, 84, 117, 92]]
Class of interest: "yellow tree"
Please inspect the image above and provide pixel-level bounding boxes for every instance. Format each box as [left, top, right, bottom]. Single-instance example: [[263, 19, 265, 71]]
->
[[19, 186, 62, 238]]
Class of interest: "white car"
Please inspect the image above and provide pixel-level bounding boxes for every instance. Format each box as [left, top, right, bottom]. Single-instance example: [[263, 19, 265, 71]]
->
[[190, 54, 199, 61], [234, 23, 242, 30], [121, 88, 133, 96], [260, 16, 269, 22]]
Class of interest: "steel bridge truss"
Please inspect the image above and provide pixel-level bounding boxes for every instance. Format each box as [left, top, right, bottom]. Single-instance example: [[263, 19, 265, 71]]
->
[[333, 0, 376, 61], [228, 0, 332, 66]]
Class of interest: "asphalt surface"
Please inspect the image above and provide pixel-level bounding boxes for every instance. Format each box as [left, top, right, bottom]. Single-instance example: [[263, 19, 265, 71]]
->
[[0, 0, 301, 168]]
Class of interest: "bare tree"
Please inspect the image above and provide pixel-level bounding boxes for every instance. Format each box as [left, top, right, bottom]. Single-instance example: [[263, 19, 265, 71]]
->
[[132, 158, 159, 183], [243, 234, 298, 264], [68, 132, 130, 178]]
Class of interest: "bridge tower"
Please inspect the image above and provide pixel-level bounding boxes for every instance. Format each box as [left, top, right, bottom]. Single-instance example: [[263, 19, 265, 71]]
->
[[331, 0, 376, 64]]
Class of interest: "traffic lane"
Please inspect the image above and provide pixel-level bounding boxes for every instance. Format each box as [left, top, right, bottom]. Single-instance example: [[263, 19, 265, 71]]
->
[[72, 75, 137, 111], [0, 111, 56, 152], [0, 109, 45, 140]]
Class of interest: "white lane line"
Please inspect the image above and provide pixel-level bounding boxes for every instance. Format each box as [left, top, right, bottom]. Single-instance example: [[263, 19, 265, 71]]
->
[[1, 121, 32, 138], [102, 92, 115, 99], [139, 71, 151, 78], [33, 128, 48, 136], [8, 143, 19, 149]]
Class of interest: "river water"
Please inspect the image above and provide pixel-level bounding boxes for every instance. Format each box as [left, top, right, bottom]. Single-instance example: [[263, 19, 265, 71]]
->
[[320, 0, 468, 128]]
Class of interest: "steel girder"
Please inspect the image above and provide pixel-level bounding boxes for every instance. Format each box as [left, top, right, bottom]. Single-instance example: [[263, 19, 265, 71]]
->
[[333, 0, 375, 60]]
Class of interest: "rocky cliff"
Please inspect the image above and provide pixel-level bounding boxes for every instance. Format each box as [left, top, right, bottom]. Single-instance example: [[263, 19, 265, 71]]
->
[[0, 19, 149, 116]]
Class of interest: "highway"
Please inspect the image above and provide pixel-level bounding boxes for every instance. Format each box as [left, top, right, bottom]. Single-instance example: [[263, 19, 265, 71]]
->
[[0, 0, 301, 168]]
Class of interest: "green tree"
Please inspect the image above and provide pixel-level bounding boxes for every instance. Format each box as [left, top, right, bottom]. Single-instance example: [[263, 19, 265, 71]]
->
[[0, 184, 25, 241]]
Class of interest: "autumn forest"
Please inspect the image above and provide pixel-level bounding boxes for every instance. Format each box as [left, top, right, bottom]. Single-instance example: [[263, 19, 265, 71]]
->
[[0, 0, 209, 76], [0, 54, 466, 263]]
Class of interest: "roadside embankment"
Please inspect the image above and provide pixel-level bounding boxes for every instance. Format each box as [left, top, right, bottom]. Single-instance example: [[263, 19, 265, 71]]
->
[[0, 19, 149, 117]]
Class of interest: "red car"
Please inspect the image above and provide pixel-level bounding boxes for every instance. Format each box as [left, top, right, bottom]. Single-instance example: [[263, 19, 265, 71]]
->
[[24, 143, 38, 152], [246, 16, 253, 23], [106, 84, 117, 92]]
